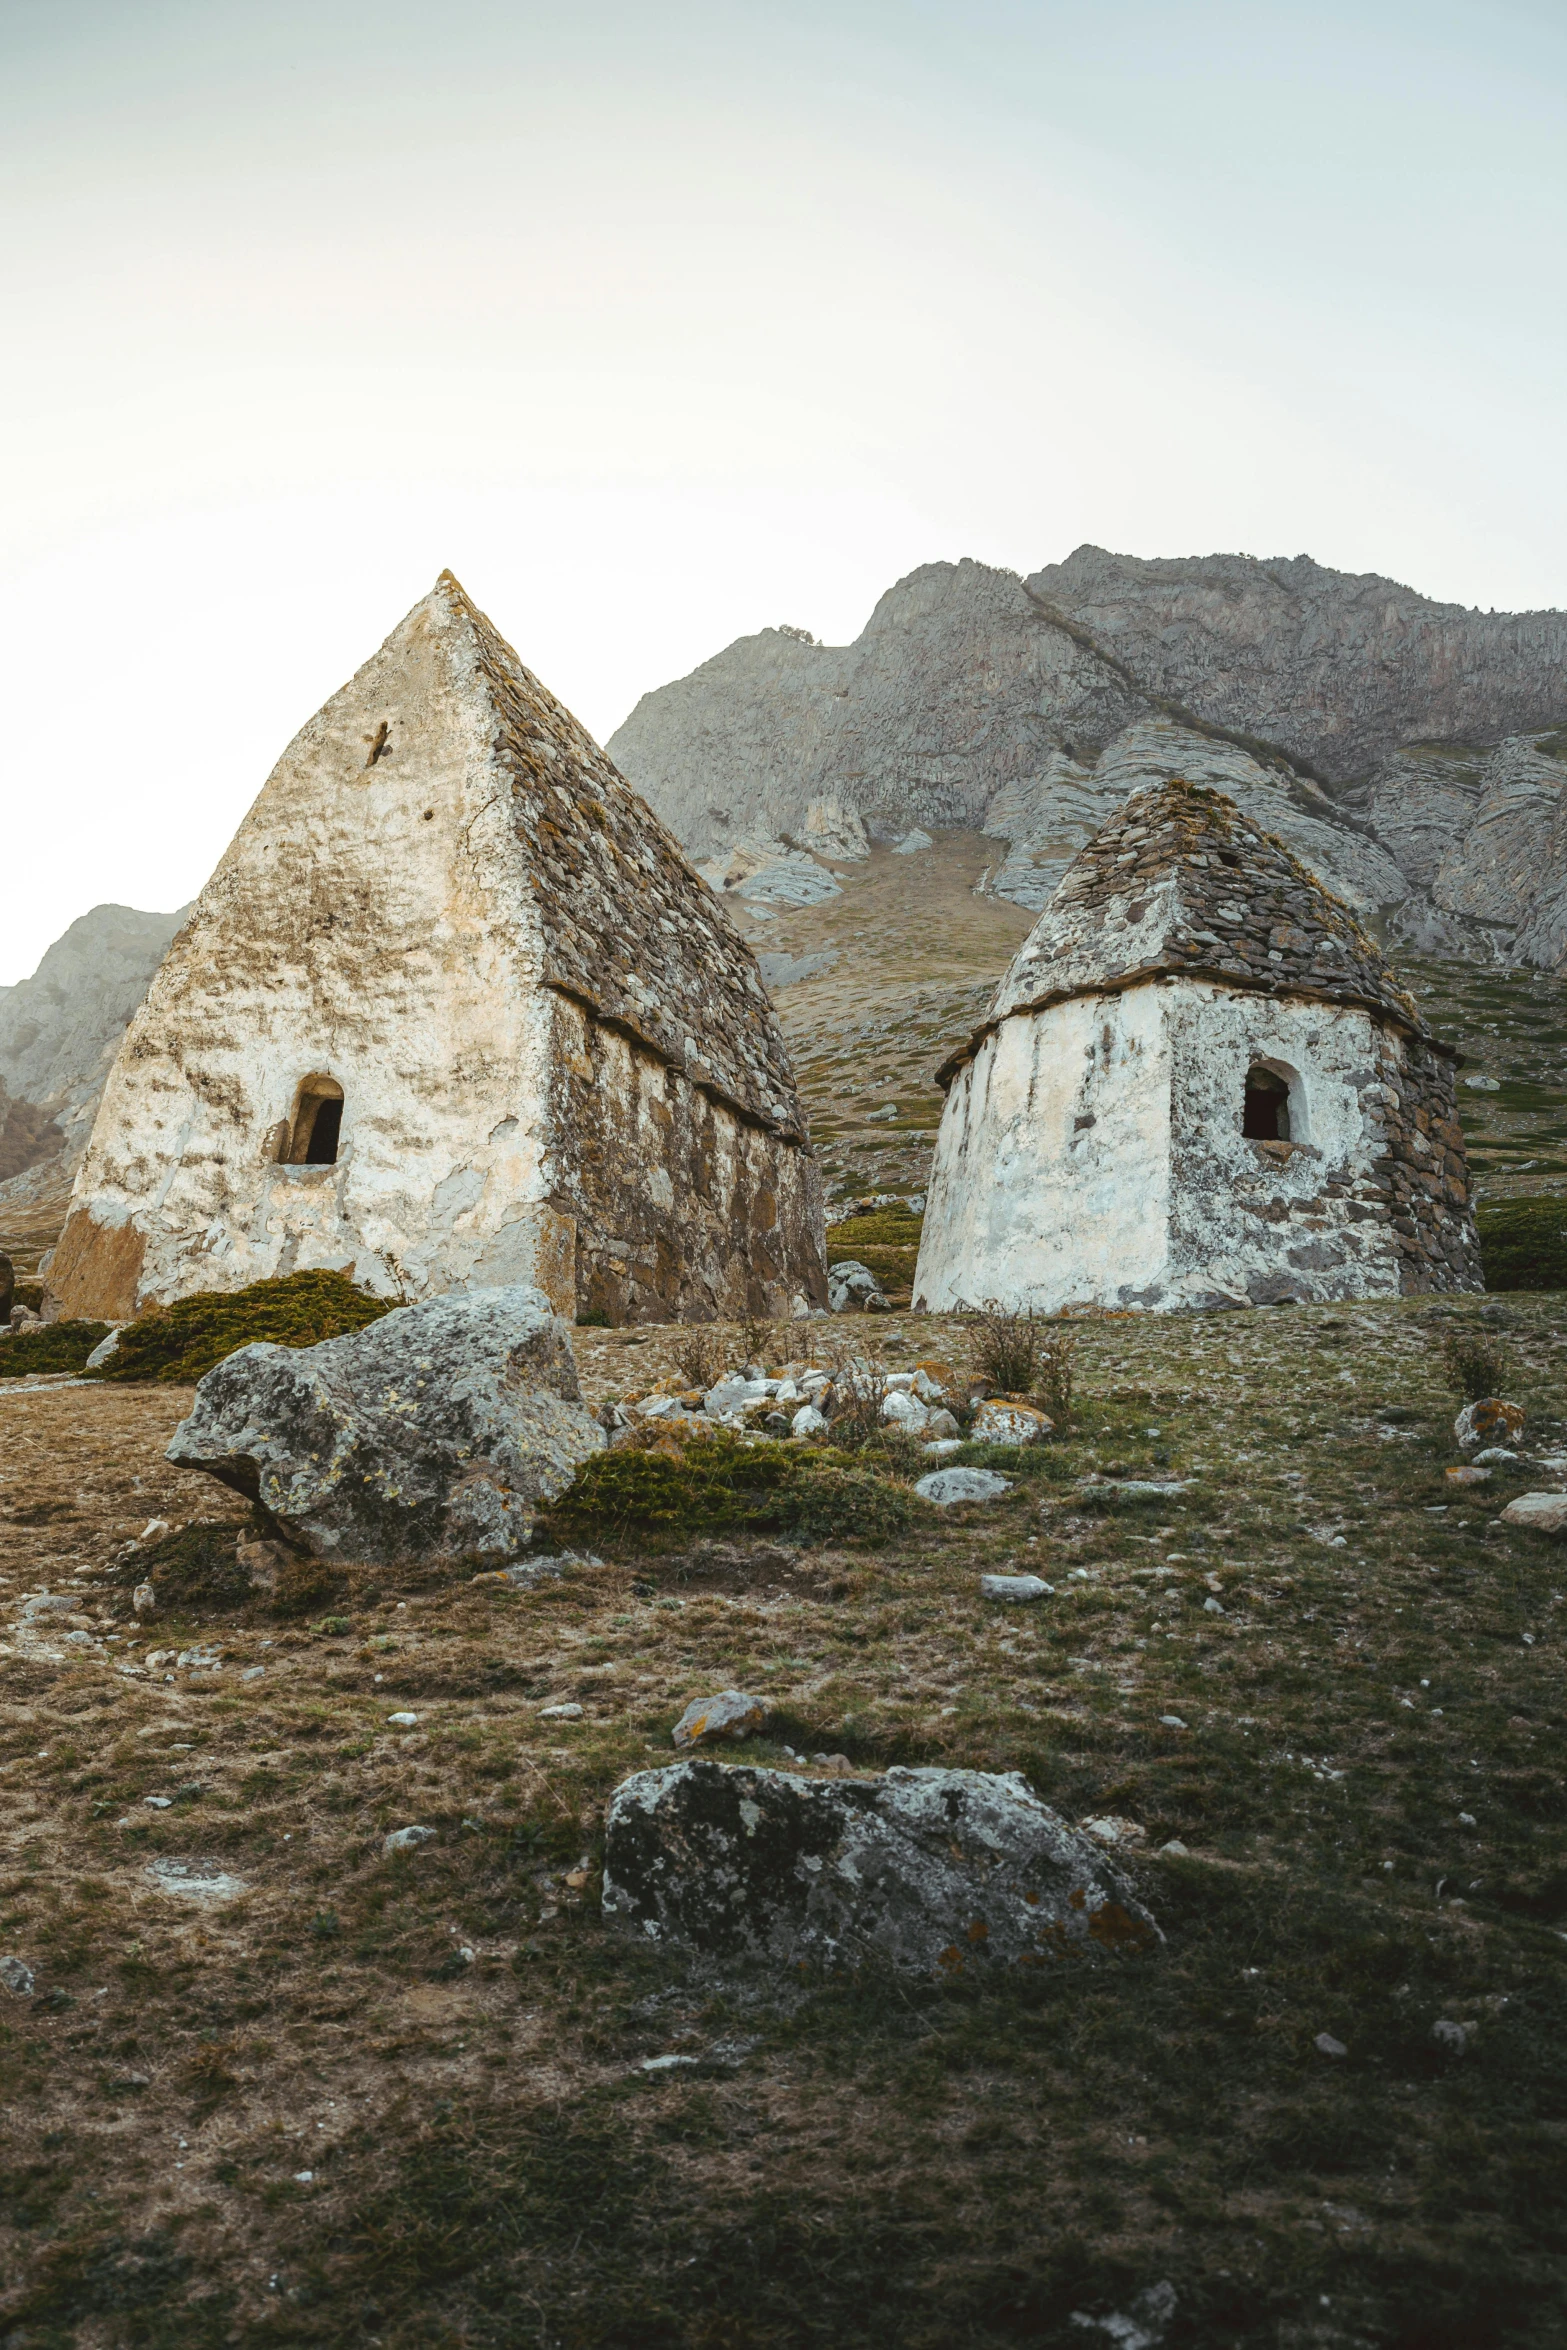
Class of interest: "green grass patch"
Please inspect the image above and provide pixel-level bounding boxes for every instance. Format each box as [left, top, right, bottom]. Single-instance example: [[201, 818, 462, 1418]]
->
[[1478, 1199, 1567, 1292], [92, 1269, 393, 1384], [544, 1431, 924, 1545], [0, 1318, 110, 1380]]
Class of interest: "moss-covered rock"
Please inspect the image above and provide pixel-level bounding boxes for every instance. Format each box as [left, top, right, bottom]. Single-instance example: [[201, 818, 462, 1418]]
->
[[91, 1269, 393, 1384]]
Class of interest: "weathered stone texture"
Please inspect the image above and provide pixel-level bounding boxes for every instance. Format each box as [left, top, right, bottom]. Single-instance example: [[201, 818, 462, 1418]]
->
[[602, 1760, 1158, 1977], [50, 575, 824, 1323], [610, 548, 1567, 969], [166, 1286, 604, 1566], [915, 781, 1479, 1314]]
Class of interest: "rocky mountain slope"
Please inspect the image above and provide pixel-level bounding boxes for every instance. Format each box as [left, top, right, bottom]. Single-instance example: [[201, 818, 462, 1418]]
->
[[0, 903, 189, 1256], [607, 548, 1567, 973]]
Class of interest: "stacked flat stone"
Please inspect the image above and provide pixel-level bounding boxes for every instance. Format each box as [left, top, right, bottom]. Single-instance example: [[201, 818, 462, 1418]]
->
[[938, 779, 1478, 1296], [963, 778, 1422, 1051], [456, 578, 801, 1141]]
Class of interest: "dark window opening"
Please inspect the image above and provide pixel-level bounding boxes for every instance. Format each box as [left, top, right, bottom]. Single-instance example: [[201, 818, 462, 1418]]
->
[[305, 1097, 343, 1162], [286, 1078, 345, 1165], [1243, 1065, 1291, 1141]]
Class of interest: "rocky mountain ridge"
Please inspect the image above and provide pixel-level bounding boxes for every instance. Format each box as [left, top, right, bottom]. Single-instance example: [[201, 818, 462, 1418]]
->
[[606, 547, 1567, 972]]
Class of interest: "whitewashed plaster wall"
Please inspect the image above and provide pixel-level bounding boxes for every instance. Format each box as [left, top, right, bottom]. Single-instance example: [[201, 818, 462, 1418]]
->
[[54, 596, 605, 1316], [914, 981, 1410, 1314], [914, 990, 1173, 1314]]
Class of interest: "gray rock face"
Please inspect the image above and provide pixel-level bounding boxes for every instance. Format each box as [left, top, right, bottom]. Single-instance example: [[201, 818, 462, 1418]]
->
[[602, 1760, 1159, 1976], [608, 548, 1567, 972], [1029, 545, 1567, 782], [0, 903, 189, 1179], [166, 1285, 604, 1567]]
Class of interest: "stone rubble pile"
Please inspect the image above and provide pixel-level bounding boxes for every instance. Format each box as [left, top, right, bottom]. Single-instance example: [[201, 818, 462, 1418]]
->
[[610, 1351, 1053, 1459]]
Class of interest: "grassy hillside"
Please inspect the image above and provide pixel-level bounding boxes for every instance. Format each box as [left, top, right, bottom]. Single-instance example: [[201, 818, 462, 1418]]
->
[[2, 1297, 1565, 2345]]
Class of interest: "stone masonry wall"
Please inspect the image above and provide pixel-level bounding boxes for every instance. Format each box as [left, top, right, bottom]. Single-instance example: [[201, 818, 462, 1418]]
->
[[544, 998, 825, 1325]]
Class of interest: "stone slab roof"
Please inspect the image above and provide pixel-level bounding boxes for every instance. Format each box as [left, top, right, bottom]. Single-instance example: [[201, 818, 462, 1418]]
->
[[444, 576, 804, 1139], [940, 778, 1446, 1086]]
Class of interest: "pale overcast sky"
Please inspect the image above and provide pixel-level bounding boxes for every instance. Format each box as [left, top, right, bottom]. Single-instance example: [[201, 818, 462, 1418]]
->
[[3, 0, 1564, 980]]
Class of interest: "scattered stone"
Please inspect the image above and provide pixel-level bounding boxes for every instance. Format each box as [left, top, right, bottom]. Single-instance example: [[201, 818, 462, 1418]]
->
[[1473, 1445, 1519, 1464], [84, 1328, 121, 1370], [143, 1795, 173, 1810], [240, 1666, 265, 1682], [1081, 1816, 1147, 1847], [639, 2053, 700, 2072], [539, 1701, 584, 1720], [1314, 2031, 1348, 2059], [893, 828, 934, 854], [827, 1260, 890, 1314], [471, 1549, 602, 1588], [1203, 1595, 1225, 1614], [1157, 1840, 1190, 1858], [915, 1466, 1012, 1506], [672, 1690, 768, 1749], [145, 1858, 249, 1902], [921, 1437, 965, 1459], [1501, 1493, 1567, 1534], [603, 1763, 1160, 1976], [791, 1403, 828, 1439], [386, 1712, 419, 1727], [1070, 2280, 1177, 2350], [1454, 1398, 1526, 1452], [1445, 1465, 1492, 1486], [1158, 1715, 1188, 1730], [881, 1388, 929, 1432], [971, 1399, 1054, 1445], [0, 1956, 34, 1996], [166, 1286, 605, 1568], [1085, 1478, 1194, 1502], [1431, 2018, 1469, 2054], [981, 1573, 1053, 1601], [383, 1825, 437, 1854]]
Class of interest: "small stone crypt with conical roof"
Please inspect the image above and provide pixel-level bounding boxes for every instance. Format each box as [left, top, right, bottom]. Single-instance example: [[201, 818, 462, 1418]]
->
[[50, 574, 826, 1324], [914, 779, 1480, 1313]]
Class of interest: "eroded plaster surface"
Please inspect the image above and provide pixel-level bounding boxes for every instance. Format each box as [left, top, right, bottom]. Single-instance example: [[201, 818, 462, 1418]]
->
[[51, 577, 824, 1322], [915, 779, 1480, 1313]]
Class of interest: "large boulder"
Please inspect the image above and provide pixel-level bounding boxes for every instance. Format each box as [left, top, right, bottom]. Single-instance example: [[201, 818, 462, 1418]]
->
[[602, 1760, 1158, 1977], [166, 1285, 604, 1567]]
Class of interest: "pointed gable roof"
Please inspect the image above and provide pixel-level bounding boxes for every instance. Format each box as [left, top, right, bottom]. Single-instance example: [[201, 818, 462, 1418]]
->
[[434, 574, 804, 1139], [940, 778, 1441, 1086]]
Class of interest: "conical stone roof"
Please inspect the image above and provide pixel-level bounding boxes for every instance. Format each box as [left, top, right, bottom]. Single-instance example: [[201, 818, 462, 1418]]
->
[[942, 778, 1438, 1085]]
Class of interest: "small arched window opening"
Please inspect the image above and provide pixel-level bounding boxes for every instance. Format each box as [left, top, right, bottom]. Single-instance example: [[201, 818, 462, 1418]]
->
[[1243, 1064, 1291, 1142], [283, 1076, 345, 1165]]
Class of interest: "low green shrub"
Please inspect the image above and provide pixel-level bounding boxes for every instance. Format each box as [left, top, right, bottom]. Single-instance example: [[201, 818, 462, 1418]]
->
[[92, 1269, 393, 1384], [106, 1522, 254, 1610], [0, 1318, 110, 1380], [545, 1431, 923, 1545], [1441, 1327, 1508, 1401], [1477, 1197, 1567, 1292]]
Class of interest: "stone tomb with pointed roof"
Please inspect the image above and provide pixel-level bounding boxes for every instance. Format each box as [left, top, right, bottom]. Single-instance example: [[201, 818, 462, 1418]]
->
[[914, 780, 1480, 1313], [50, 575, 826, 1324]]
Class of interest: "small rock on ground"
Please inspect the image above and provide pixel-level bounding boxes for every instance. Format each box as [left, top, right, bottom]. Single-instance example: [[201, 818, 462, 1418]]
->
[[916, 1466, 1012, 1505], [672, 1690, 768, 1749]]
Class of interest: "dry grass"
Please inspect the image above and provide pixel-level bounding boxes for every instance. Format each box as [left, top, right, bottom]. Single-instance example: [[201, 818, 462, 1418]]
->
[[2, 1298, 1567, 2345]]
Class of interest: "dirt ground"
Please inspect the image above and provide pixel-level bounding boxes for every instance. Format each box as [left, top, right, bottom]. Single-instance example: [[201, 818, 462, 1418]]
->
[[2, 1297, 1567, 2347]]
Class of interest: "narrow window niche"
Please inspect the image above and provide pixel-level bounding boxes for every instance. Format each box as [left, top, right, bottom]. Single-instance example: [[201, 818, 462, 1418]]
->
[[1242, 1061, 1295, 1143], [284, 1076, 345, 1165]]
